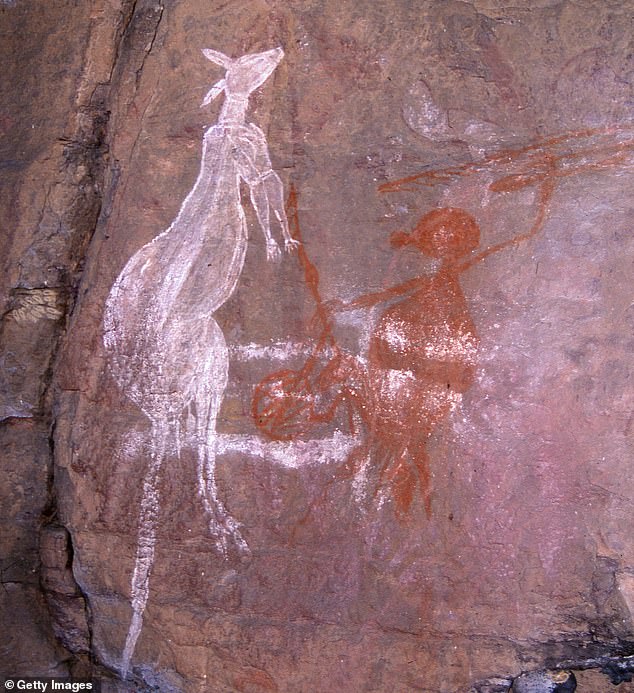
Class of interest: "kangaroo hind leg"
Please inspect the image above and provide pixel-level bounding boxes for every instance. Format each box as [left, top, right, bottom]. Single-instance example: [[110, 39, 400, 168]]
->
[[194, 388, 250, 558]]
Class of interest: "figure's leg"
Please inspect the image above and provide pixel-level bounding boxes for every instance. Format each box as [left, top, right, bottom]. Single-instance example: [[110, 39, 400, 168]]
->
[[344, 357, 376, 500], [391, 451, 415, 518], [411, 437, 432, 518], [121, 419, 168, 679], [373, 436, 433, 519]]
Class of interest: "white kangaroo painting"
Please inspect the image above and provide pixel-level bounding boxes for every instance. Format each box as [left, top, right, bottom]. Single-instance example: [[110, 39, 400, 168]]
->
[[102, 46, 297, 678]]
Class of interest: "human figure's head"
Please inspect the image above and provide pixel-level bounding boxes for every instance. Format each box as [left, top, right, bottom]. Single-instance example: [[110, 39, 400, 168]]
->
[[391, 207, 480, 261]]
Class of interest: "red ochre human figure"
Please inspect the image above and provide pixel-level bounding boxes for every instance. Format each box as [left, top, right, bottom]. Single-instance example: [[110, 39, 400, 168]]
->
[[255, 129, 634, 519], [343, 207, 482, 517], [254, 175, 557, 518]]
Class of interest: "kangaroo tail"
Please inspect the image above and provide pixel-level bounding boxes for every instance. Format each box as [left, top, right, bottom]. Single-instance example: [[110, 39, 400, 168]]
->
[[121, 420, 169, 679]]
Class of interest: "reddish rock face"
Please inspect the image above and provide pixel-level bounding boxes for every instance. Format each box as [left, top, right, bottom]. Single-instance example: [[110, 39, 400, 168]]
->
[[2, 0, 634, 690]]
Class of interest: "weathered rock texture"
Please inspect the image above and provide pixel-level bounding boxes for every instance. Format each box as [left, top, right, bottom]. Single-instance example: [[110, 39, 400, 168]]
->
[[2, 1, 634, 691]]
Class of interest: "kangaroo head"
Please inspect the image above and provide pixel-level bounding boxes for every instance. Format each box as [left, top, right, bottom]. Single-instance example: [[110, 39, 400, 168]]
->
[[201, 47, 283, 105]]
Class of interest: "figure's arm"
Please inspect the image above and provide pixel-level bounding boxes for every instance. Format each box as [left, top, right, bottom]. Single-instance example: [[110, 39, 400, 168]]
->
[[236, 128, 298, 259], [459, 161, 557, 272], [260, 169, 298, 252], [234, 144, 279, 260], [328, 275, 425, 314]]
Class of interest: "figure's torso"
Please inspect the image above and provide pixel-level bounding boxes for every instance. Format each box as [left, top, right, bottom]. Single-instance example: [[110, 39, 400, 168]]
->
[[367, 270, 479, 431]]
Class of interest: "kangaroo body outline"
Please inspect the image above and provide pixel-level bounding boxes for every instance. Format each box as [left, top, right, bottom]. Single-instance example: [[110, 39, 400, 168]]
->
[[103, 46, 295, 678]]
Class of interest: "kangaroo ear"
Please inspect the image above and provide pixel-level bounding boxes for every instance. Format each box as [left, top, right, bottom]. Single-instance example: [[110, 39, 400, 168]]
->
[[201, 78, 226, 107], [202, 49, 232, 68]]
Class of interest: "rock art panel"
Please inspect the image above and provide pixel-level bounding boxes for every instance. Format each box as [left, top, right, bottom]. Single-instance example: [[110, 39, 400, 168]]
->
[[33, 1, 634, 690]]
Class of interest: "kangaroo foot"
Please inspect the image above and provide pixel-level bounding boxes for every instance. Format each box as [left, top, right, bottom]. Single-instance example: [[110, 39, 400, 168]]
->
[[207, 508, 250, 559]]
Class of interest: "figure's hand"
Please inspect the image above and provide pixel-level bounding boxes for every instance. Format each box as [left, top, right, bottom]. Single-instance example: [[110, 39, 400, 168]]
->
[[266, 239, 282, 262], [284, 237, 301, 253], [309, 298, 345, 332]]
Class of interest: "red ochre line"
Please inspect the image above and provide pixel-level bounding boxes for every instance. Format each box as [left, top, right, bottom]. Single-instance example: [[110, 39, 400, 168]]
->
[[378, 125, 634, 193]]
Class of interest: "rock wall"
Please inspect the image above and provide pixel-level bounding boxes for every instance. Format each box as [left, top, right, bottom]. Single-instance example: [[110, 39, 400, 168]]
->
[[1, 1, 633, 691], [0, 0, 133, 678]]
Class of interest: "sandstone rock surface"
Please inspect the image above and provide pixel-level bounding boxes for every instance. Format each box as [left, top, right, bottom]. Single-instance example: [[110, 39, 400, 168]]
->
[[1, 1, 633, 691]]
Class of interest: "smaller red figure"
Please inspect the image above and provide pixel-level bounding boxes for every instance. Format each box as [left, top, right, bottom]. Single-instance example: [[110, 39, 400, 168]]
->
[[255, 174, 556, 518]]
